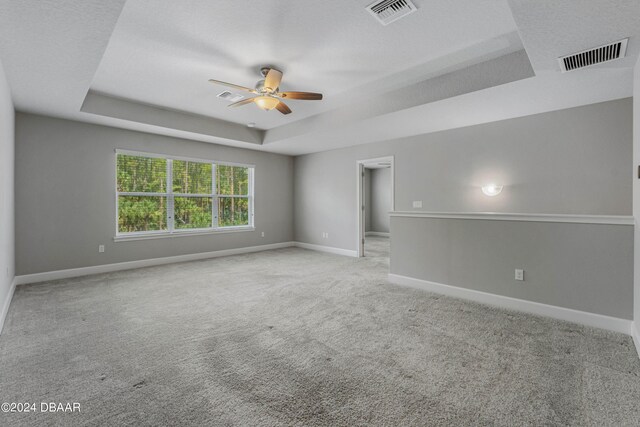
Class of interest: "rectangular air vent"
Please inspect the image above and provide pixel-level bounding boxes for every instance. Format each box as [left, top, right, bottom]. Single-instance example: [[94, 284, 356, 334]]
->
[[558, 38, 628, 72], [217, 91, 244, 103], [366, 0, 417, 26]]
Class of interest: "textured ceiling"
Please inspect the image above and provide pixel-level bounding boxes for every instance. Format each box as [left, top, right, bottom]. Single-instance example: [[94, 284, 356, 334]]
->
[[0, 0, 126, 113], [0, 0, 637, 155], [508, 0, 640, 73]]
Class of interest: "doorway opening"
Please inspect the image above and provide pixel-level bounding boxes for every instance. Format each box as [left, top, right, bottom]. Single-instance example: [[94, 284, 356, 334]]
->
[[356, 156, 394, 258]]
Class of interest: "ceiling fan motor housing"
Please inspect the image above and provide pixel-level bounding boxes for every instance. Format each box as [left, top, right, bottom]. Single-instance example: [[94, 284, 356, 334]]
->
[[255, 80, 279, 93]]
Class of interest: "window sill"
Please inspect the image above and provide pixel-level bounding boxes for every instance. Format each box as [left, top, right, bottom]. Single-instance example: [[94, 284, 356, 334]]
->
[[113, 226, 255, 242]]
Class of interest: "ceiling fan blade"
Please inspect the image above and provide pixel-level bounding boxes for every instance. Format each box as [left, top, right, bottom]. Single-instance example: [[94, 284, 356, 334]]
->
[[209, 79, 256, 93], [264, 69, 283, 92], [279, 91, 323, 100], [228, 98, 256, 108], [275, 101, 292, 115]]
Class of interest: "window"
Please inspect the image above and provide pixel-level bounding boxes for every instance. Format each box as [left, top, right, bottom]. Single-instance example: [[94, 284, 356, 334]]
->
[[217, 164, 251, 227], [116, 151, 254, 238]]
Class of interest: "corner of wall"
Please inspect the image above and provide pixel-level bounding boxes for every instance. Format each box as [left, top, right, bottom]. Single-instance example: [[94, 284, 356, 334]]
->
[[631, 322, 640, 359], [633, 54, 640, 342], [0, 277, 16, 335], [630, 320, 640, 357], [0, 55, 16, 336]]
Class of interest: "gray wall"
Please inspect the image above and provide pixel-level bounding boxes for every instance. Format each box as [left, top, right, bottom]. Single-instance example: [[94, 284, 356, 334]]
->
[[634, 58, 640, 326], [0, 59, 14, 323], [293, 98, 633, 318], [294, 98, 632, 251], [15, 114, 294, 275], [370, 168, 391, 233], [391, 217, 633, 319]]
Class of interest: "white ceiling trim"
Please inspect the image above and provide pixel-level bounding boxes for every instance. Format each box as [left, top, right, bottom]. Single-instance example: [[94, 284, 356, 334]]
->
[[79, 49, 535, 152], [82, 91, 264, 146], [264, 49, 534, 145]]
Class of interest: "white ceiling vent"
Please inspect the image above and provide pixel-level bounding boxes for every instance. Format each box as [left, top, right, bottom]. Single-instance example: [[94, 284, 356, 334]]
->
[[366, 0, 417, 26], [558, 38, 628, 72], [217, 91, 244, 103]]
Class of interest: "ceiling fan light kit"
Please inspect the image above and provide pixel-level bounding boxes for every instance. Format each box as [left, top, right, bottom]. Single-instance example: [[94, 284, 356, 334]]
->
[[209, 67, 323, 115], [255, 96, 279, 111]]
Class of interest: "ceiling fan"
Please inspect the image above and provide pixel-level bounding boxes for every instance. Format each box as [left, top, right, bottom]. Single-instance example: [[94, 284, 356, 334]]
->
[[209, 67, 323, 115]]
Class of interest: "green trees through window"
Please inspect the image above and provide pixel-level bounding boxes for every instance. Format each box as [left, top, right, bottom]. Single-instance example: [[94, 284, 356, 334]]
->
[[173, 160, 213, 229], [117, 155, 167, 233], [217, 165, 250, 227], [116, 153, 252, 234]]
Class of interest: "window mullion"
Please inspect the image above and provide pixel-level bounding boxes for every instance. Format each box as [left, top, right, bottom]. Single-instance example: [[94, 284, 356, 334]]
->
[[117, 192, 168, 197], [167, 159, 174, 233], [172, 193, 213, 198], [212, 163, 219, 229], [249, 167, 254, 227]]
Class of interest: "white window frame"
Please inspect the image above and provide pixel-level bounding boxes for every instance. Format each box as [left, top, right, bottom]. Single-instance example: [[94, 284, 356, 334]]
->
[[114, 149, 255, 241]]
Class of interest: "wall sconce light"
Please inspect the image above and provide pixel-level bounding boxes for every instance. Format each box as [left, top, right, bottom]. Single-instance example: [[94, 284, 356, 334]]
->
[[481, 184, 503, 197]]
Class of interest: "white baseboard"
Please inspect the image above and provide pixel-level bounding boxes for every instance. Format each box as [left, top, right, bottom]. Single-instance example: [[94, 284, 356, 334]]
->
[[0, 277, 16, 335], [388, 273, 632, 335], [365, 231, 390, 237], [293, 242, 358, 257], [631, 323, 640, 359], [14, 241, 360, 286], [15, 242, 295, 286]]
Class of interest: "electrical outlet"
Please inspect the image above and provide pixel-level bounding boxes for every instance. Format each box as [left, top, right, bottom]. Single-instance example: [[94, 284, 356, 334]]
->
[[515, 269, 524, 281], [261, 232, 265, 237], [98, 245, 105, 253], [412, 200, 423, 208]]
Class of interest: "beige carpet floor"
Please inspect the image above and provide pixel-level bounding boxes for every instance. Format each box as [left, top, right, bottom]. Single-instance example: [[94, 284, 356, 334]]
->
[[1, 236, 639, 426]]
